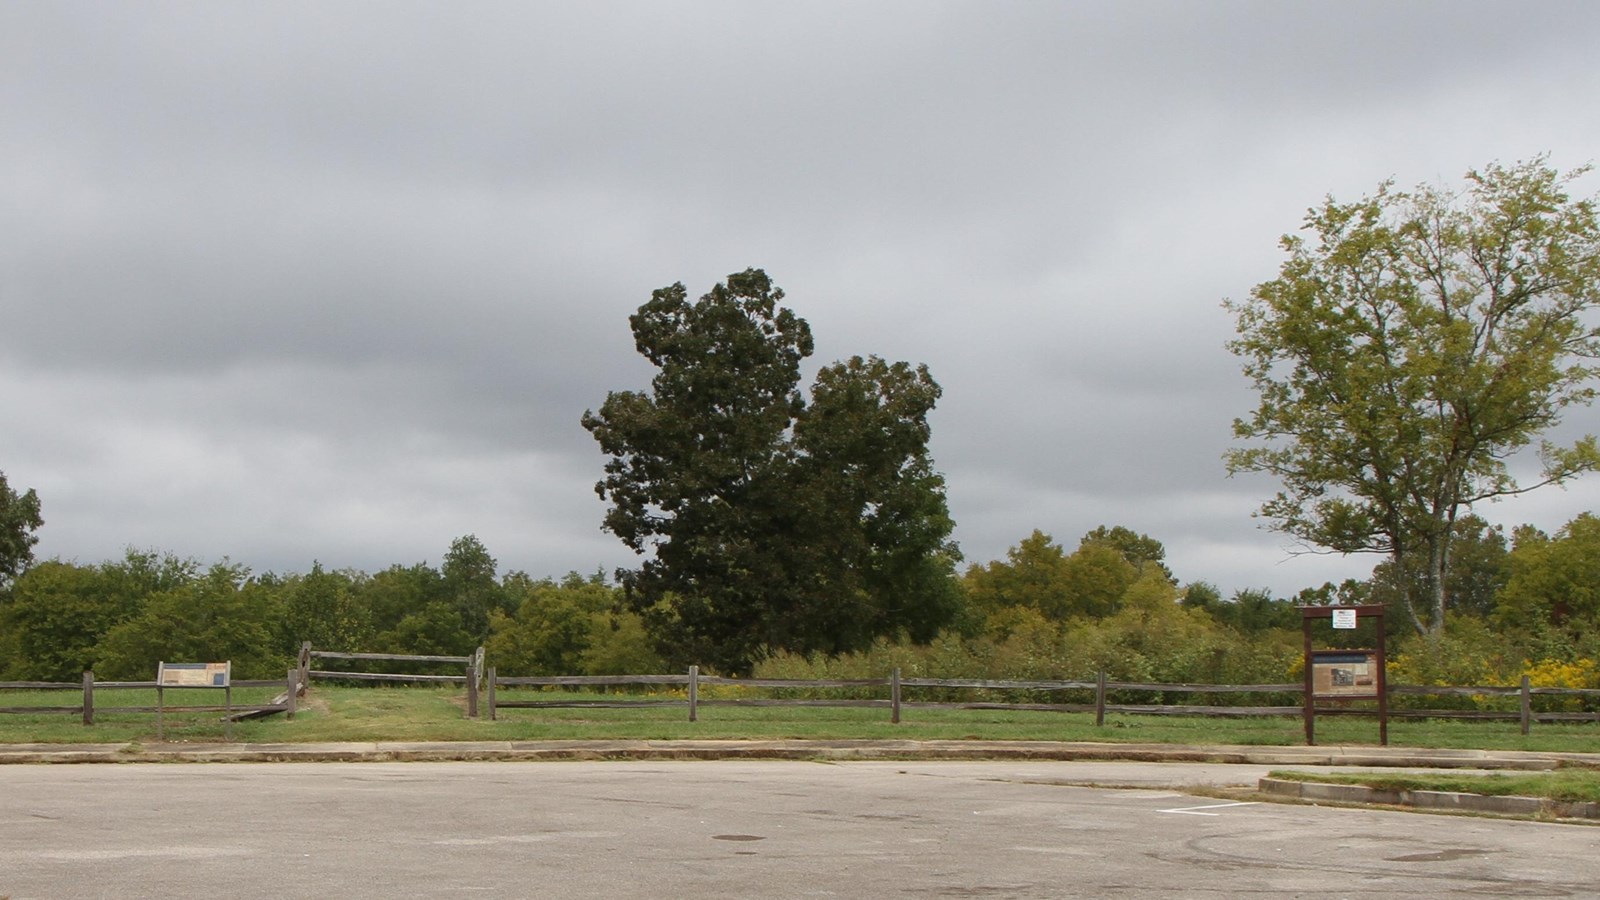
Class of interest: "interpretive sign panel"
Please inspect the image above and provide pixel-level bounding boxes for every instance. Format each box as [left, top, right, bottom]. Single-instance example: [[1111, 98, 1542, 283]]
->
[[158, 661, 231, 688], [155, 662, 234, 741], [1310, 650, 1378, 699]]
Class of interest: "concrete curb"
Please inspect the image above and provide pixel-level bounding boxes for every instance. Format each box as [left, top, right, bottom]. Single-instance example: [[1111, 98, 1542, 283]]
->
[[1259, 776, 1600, 820], [0, 738, 1594, 769]]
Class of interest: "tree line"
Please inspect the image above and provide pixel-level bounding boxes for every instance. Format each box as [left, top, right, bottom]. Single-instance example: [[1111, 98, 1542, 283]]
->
[[3, 515, 1598, 690]]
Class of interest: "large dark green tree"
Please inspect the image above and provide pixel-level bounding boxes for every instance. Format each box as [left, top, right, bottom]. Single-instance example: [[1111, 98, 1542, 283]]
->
[[582, 269, 960, 674], [1226, 158, 1600, 637], [0, 470, 43, 589]]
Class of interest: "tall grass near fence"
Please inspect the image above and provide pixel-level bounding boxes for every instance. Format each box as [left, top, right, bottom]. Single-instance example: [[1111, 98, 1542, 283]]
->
[[753, 633, 1304, 705]]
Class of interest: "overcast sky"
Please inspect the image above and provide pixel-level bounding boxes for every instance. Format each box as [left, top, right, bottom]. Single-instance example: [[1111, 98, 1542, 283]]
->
[[4, 1, 1600, 598]]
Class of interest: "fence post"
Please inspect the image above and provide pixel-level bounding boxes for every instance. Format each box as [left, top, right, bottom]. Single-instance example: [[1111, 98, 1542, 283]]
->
[[298, 641, 312, 696], [465, 663, 479, 718], [1095, 671, 1107, 727], [285, 668, 298, 721], [891, 667, 901, 724], [82, 671, 94, 726], [688, 666, 699, 722], [1520, 674, 1532, 736], [487, 667, 497, 721]]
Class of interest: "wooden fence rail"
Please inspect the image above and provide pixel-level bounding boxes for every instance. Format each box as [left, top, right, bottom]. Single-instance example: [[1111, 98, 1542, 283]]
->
[[485, 668, 1600, 734], [7, 665, 1600, 739], [0, 671, 303, 727], [302, 644, 485, 717]]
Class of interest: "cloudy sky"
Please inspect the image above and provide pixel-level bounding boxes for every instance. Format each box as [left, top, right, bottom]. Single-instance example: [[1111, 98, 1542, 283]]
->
[[4, 1, 1600, 597]]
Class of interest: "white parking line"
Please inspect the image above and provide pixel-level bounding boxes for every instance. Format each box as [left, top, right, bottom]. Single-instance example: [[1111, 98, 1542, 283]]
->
[[1157, 801, 1261, 816]]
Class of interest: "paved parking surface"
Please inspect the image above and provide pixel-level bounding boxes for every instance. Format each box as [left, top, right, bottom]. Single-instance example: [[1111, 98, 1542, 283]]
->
[[3, 760, 1595, 898]]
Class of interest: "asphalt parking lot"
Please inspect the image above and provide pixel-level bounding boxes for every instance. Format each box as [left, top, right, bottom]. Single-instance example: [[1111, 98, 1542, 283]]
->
[[3, 760, 1595, 899]]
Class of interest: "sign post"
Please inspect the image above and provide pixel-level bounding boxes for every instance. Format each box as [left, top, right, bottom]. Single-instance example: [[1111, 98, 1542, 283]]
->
[[1300, 606, 1386, 746]]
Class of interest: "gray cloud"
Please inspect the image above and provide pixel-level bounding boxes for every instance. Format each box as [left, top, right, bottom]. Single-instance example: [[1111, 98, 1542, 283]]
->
[[4, 0, 1600, 596]]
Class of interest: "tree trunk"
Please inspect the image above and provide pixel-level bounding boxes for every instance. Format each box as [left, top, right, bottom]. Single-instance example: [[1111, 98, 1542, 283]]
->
[[1424, 529, 1450, 638], [1394, 549, 1429, 638]]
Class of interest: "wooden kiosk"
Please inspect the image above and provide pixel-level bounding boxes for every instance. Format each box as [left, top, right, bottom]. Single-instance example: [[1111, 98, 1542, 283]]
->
[[1300, 605, 1387, 746]]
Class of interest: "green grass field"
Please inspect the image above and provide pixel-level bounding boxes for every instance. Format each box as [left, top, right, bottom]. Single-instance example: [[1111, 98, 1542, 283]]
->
[[3, 683, 1600, 753]]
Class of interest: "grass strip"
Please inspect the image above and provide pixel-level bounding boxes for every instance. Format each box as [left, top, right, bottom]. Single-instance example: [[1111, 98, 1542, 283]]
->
[[1266, 768, 1600, 803]]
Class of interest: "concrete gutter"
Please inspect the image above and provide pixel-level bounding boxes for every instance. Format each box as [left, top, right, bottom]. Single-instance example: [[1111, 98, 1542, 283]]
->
[[0, 738, 1596, 769], [1259, 776, 1600, 820]]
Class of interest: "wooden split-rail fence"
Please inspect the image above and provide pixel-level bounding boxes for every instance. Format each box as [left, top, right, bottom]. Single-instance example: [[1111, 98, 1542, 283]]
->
[[298, 643, 486, 718], [0, 669, 306, 726], [484, 668, 1600, 735], [5, 655, 1599, 737]]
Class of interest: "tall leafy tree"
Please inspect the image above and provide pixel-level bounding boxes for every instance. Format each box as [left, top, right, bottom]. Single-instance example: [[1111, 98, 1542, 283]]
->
[[0, 470, 43, 589], [1207, 587, 1300, 634], [1226, 158, 1600, 637], [441, 534, 507, 641], [362, 562, 444, 637], [1366, 514, 1508, 621], [582, 269, 960, 674], [1496, 513, 1600, 636], [962, 529, 1145, 629], [2, 561, 118, 680], [1080, 525, 1174, 583], [277, 562, 373, 654], [964, 530, 1073, 624]]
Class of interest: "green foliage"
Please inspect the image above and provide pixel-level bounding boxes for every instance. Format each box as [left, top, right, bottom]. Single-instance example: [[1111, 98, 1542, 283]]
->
[[2, 561, 116, 680], [377, 602, 475, 658], [0, 470, 43, 588], [1179, 581, 1221, 610], [440, 534, 509, 641], [1368, 514, 1508, 621], [578, 606, 664, 676], [486, 571, 662, 676], [94, 561, 282, 680], [1497, 512, 1600, 635], [1, 550, 194, 681], [1227, 157, 1600, 637], [962, 528, 1145, 632], [276, 563, 372, 655], [1058, 542, 1139, 619], [963, 530, 1072, 630], [582, 269, 959, 674], [1387, 616, 1600, 714], [1388, 617, 1523, 688], [362, 562, 443, 639], [762, 570, 1300, 706], [352, 536, 509, 658], [1080, 525, 1174, 582]]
